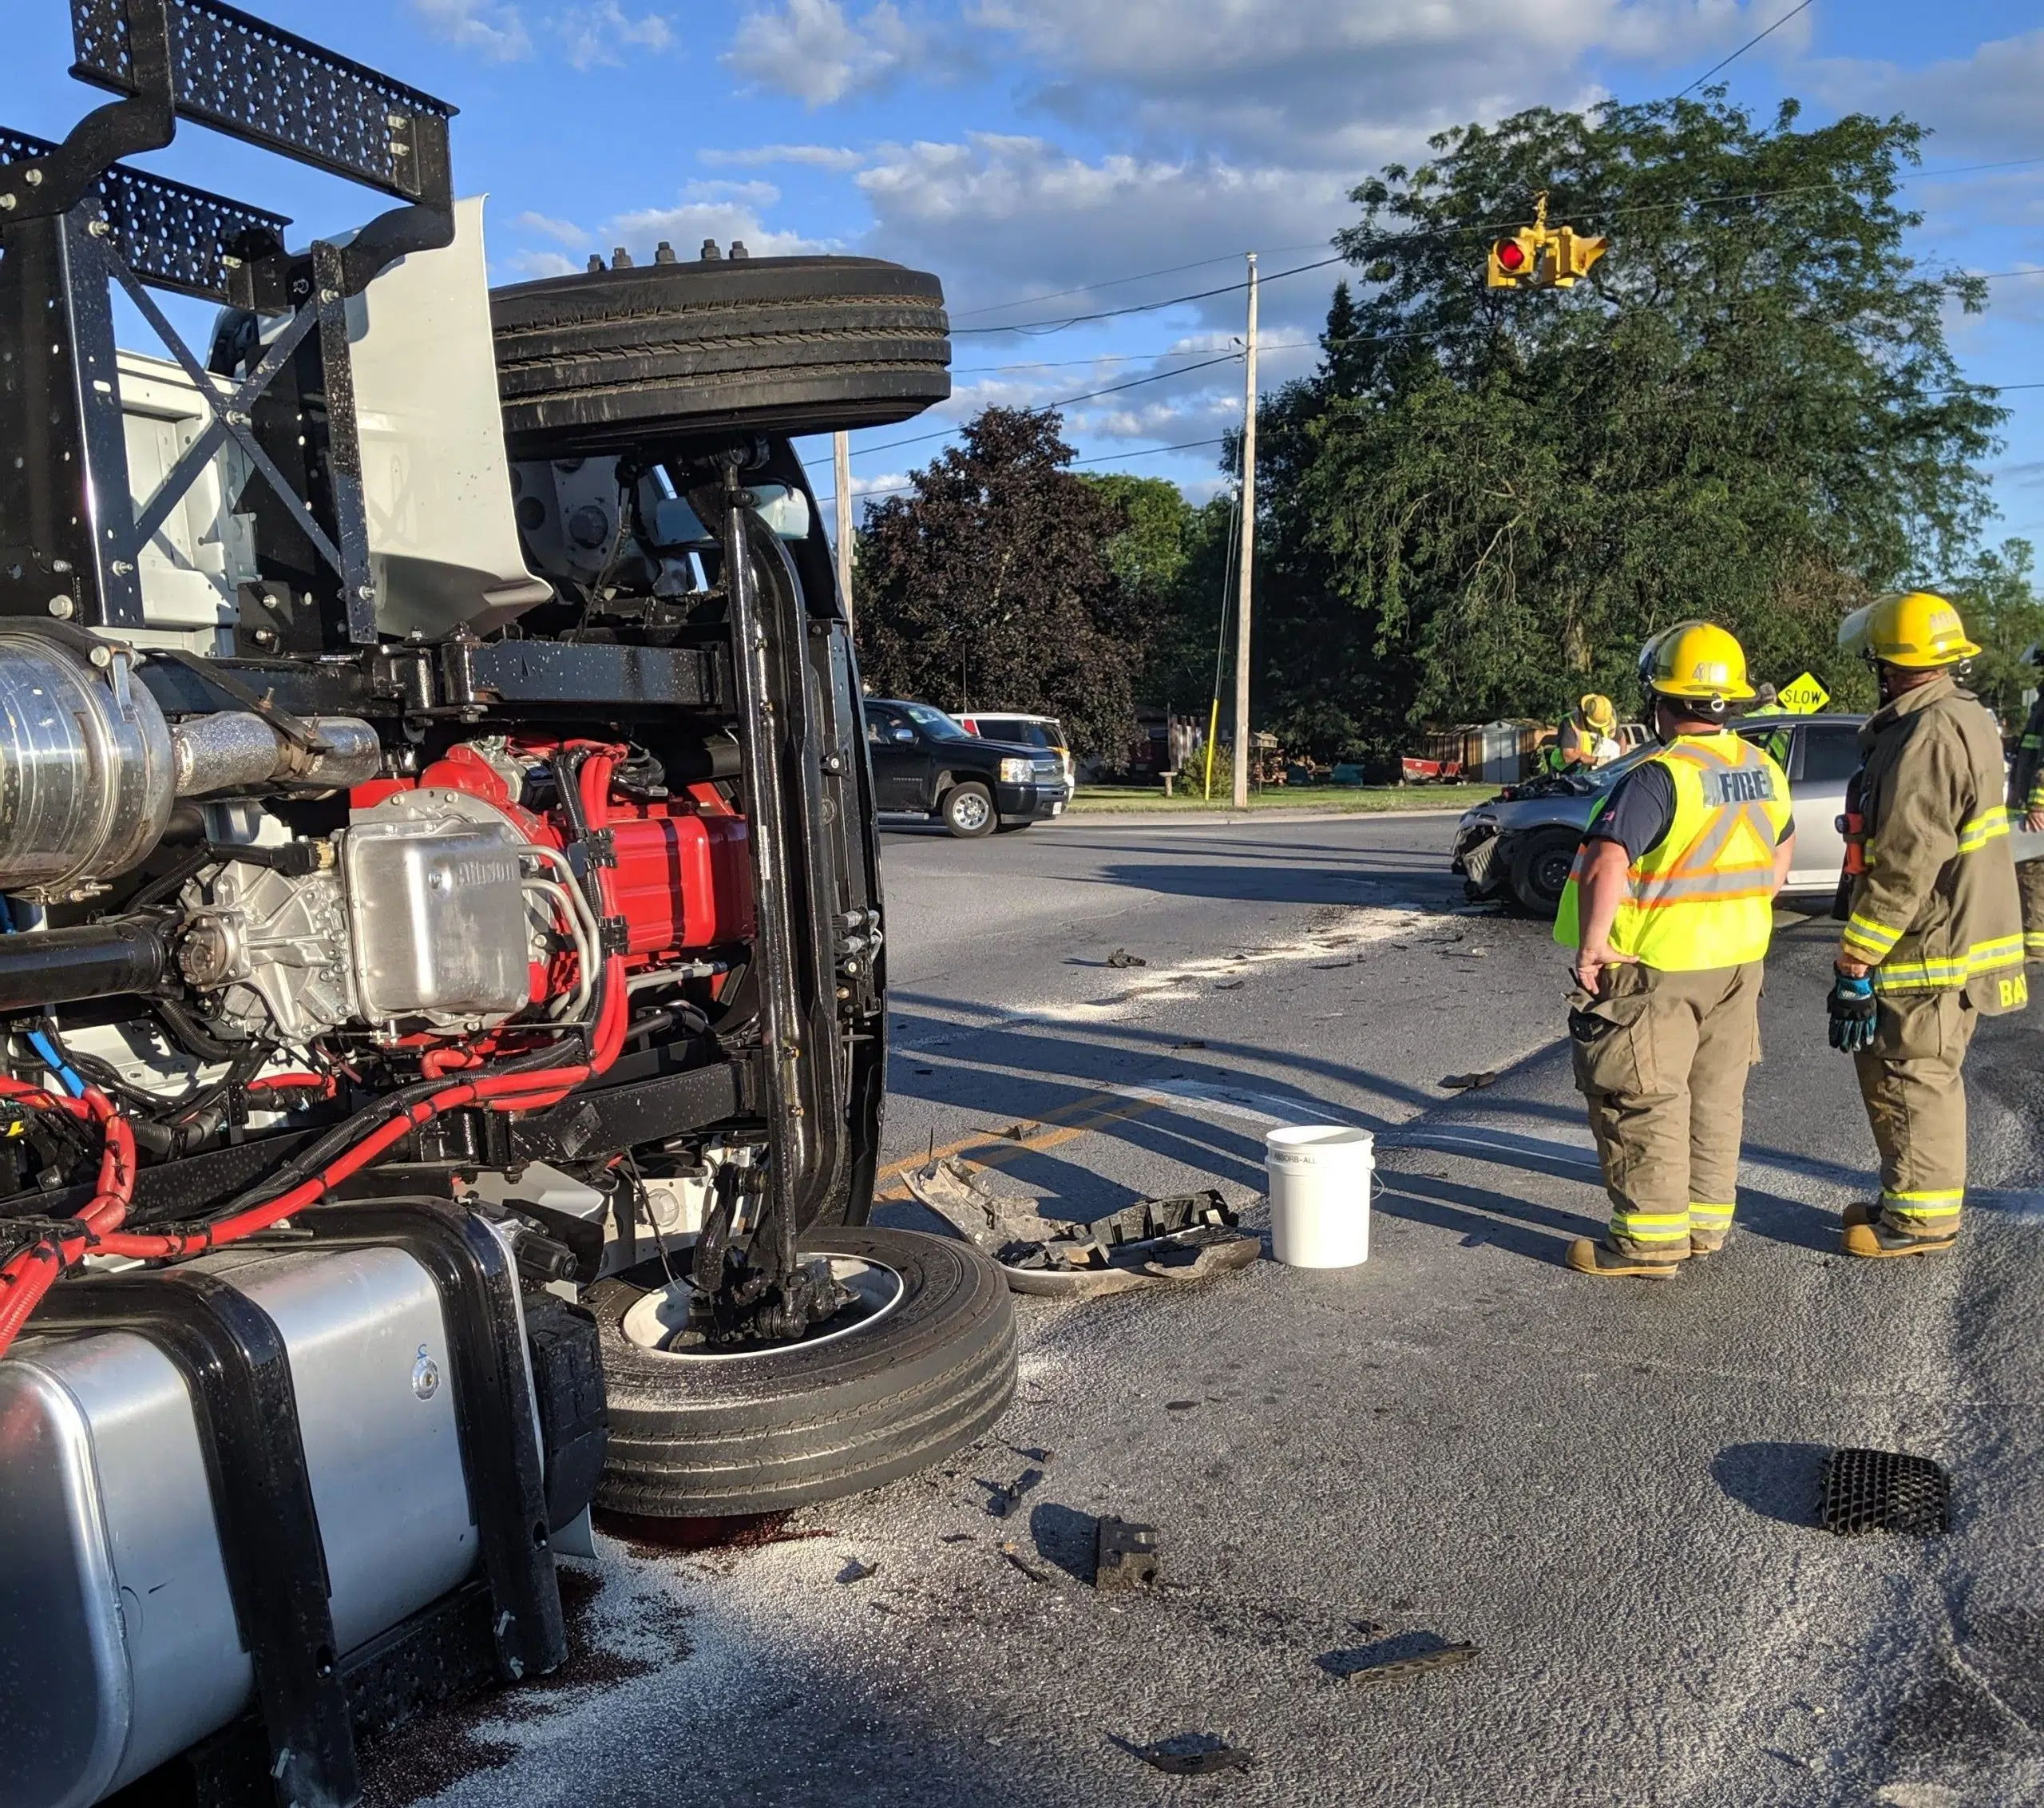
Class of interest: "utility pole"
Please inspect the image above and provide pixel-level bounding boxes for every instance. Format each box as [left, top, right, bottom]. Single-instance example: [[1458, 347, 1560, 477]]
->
[[1232, 252, 1258, 809], [833, 430, 854, 634]]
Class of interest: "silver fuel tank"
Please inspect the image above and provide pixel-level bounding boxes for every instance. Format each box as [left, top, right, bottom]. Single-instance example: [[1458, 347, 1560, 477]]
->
[[0, 1243, 489, 1807]]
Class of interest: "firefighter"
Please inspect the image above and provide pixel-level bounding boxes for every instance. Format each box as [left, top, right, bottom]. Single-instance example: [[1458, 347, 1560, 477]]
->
[[2014, 643, 2044, 965], [1828, 593, 2029, 1258], [1556, 623, 1795, 1277], [1543, 693, 1619, 773]]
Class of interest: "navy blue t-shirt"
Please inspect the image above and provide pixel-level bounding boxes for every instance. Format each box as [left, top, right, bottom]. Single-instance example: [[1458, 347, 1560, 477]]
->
[[1586, 755, 1793, 862]]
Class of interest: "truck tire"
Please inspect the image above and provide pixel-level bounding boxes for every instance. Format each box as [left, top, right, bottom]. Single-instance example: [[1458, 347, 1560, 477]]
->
[[586, 1227, 1016, 1517], [491, 255, 950, 454], [941, 782, 996, 838], [1509, 827, 1581, 918]]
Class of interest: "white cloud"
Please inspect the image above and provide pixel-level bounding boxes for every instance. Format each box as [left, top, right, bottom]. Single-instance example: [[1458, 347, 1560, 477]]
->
[[500, 248, 582, 280], [1813, 29, 2044, 162], [553, 2, 677, 71], [857, 134, 1346, 331], [516, 211, 591, 248], [604, 197, 828, 260], [412, 0, 533, 60], [724, 0, 922, 105], [964, 0, 1787, 166], [700, 144, 870, 172]]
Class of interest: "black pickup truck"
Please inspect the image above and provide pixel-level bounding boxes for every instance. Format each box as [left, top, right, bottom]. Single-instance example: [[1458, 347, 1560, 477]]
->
[[863, 699, 1069, 835]]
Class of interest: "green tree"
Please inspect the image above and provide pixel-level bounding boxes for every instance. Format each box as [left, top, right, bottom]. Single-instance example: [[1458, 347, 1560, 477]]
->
[[854, 407, 1149, 758], [1947, 537, 2044, 726], [1255, 92, 2005, 757]]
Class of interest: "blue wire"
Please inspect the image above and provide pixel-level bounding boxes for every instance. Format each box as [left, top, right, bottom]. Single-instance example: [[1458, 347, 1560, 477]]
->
[[0, 893, 86, 1097]]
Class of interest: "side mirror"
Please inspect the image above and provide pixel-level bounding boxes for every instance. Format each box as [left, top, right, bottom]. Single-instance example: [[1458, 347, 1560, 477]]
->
[[892, 726, 916, 744]]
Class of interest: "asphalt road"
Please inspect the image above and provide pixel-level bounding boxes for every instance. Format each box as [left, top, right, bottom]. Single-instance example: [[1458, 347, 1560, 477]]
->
[[378, 811, 2044, 1808]]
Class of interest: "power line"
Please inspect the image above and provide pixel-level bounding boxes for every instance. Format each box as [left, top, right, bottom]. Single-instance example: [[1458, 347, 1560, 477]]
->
[[949, 244, 1330, 321], [850, 351, 1243, 459], [941, 154, 2044, 343], [952, 255, 1345, 336], [1676, 0, 1816, 98], [810, 434, 1231, 509]]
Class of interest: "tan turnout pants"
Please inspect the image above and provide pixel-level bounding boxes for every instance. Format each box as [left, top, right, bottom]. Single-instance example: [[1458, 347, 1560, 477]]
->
[[2020, 858, 2044, 964], [1854, 989, 1979, 1238], [1567, 961, 1763, 1259]]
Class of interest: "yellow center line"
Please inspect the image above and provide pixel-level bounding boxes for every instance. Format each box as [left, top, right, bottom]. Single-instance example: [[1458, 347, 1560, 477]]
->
[[873, 1088, 1169, 1199]]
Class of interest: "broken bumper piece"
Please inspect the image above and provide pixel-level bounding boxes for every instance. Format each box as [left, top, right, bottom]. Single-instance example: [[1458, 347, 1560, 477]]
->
[[904, 1163, 1260, 1297]]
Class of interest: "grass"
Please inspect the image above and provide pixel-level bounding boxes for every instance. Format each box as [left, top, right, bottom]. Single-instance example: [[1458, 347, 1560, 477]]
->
[[1068, 783, 1497, 815]]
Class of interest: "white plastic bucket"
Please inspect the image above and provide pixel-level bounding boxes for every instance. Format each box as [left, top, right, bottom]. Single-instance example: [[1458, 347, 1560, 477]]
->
[[1265, 1124, 1375, 1267]]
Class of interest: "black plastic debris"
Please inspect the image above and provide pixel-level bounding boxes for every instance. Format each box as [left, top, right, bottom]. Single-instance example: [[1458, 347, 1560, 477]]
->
[[1441, 1071, 1498, 1092], [1107, 949, 1147, 968], [1819, 1448, 1951, 1536], [999, 1190, 1237, 1273], [1214, 979, 1245, 991], [1095, 1517, 1161, 1591], [837, 1558, 877, 1584], [988, 1467, 1045, 1518], [1134, 1739, 1252, 1776]]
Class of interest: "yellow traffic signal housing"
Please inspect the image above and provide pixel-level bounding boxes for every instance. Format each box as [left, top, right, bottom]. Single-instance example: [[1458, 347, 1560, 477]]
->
[[1487, 192, 1606, 290], [1551, 225, 1606, 287]]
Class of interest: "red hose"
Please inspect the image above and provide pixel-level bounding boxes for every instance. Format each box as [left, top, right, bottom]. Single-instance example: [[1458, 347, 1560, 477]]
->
[[0, 1061, 596, 1360], [0, 739, 642, 1361]]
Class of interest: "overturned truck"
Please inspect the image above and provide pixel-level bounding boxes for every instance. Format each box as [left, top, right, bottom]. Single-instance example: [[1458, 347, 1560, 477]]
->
[[0, 5, 1015, 1803]]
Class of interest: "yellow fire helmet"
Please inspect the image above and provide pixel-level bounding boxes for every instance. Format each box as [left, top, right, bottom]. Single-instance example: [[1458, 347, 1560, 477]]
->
[[1579, 692, 1617, 733], [1838, 590, 1981, 668], [1636, 621, 1757, 704]]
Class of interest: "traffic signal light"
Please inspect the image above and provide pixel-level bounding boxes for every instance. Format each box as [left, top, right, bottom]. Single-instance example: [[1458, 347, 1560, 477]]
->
[[1485, 192, 1606, 290], [1487, 231, 1541, 288]]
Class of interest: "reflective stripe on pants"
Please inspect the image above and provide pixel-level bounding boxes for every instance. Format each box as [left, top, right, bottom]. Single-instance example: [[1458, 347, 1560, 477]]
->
[[1853, 989, 1979, 1237], [1569, 960, 1762, 1259]]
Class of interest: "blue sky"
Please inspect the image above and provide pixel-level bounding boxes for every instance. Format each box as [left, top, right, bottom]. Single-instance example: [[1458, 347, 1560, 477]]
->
[[5, 1, 2039, 564]]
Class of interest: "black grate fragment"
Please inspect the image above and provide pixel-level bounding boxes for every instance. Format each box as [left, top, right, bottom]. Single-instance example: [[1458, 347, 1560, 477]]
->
[[1819, 1447, 1950, 1536]]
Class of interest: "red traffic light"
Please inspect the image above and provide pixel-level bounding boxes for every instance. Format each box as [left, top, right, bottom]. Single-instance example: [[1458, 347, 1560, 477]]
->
[[1494, 238, 1527, 272]]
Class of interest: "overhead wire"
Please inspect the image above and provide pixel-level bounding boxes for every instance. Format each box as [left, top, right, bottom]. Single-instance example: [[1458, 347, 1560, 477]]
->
[[810, 434, 1231, 509], [1675, 0, 1816, 98], [940, 154, 2044, 342]]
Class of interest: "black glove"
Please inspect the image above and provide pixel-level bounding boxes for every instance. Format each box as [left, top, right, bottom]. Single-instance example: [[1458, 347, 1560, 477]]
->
[[1827, 971, 1877, 1054]]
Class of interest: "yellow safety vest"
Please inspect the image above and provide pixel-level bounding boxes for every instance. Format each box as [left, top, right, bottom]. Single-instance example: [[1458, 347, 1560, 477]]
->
[[1555, 733, 1792, 972]]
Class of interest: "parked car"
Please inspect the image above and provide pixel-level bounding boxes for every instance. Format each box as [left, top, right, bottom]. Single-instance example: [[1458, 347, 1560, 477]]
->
[[957, 711, 1075, 799], [865, 700, 1068, 835], [1452, 712, 1867, 915]]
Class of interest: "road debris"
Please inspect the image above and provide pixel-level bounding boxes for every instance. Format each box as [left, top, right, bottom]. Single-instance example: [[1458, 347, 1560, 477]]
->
[[1440, 1071, 1499, 1092], [999, 1540, 1051, 1583], [987, 1467, 1046, 1518], [907, 1164, 1259, 1298], [836, 1558, 878, 1584], [1107, 949, 1147, 968], [1131, 1738, 1254, 1776], [1819, 1448, 1951, 1536], [1214, 980, 1245, 991], [1321, 1640, 1481, 1683], [1173, 1038, 1209, 1049], [1095, 1517, 1161, 1591]]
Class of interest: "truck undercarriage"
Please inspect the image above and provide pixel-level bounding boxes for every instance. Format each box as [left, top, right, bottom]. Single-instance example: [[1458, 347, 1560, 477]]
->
[[0, 6, 1011, 1803]]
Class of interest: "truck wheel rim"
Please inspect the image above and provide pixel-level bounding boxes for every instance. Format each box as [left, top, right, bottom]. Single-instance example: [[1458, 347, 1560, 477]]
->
[[620, 1256, 905, 1360], [953, 793, 989, 830]]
